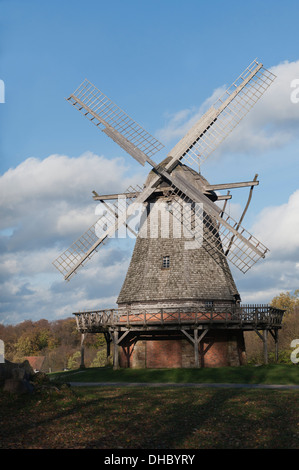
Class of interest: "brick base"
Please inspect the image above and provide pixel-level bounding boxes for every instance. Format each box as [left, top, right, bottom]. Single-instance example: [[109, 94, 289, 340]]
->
[[118, 329, 247, 368]]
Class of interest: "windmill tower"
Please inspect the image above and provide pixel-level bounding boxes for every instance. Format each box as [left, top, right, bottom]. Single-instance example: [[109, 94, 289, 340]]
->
[[53, 60, 284, 368]]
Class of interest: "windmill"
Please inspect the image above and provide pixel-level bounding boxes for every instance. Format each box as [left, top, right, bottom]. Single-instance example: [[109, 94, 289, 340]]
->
[[53, 60, 284, 368]]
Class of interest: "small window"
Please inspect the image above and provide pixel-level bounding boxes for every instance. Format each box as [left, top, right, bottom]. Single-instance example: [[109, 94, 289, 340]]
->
[[205, 301, 213, 310], [162, 256, 170, 268]]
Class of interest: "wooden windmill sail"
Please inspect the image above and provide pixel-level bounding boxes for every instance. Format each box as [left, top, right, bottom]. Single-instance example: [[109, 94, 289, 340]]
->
[[53, 60, 275, 281], [53, 60, 282, 369]]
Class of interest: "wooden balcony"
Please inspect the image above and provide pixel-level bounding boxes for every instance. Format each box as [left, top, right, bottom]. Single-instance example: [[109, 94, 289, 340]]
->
[[73, 304, 285, 333]]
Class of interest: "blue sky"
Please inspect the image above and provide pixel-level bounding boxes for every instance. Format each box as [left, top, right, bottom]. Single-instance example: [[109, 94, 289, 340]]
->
[[1, 0, 299, 324]]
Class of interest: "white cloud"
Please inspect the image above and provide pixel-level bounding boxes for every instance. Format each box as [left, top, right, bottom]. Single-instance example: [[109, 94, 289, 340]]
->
[[0, 248, 56, 277], [0, 241, 132, 324], [1, 152, 125, 203], [156, 86, 226, 144], [252, 189, 299, 258], [0, 152, 139, 324], [55, 208, 97, 237], [0, 151, 143, 224], [233, 189, 299, 304], [0, 152, 144, 246], [240, 288, 283, 305], [233, 255, 299, 305], [156, 60, 299, 157], [221, 60, 299, 154]]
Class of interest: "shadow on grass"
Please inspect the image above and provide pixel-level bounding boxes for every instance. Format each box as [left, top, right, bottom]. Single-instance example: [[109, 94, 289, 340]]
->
[[81, 387, 298, 449], [1, 385, 298, 449]]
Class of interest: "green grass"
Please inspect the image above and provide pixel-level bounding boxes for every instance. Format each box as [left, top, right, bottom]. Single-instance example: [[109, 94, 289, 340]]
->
[[1, 364, 298, 449], [1, 386, 298, 449], [50, 364, 299, 385]]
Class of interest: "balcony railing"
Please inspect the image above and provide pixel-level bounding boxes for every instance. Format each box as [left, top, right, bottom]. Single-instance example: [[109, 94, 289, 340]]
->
[[73, 304, 285, 333]]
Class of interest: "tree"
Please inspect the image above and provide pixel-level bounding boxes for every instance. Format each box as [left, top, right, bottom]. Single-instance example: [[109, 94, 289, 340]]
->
[[0, 317, 107, 371], [90, 348, 109, 367], [270, 290, 299, 316], [67, 351, 81, 369], [246, 290, 299, 364], [14, 334, 35, 359], [50, 318, 79, 348], [12, 327, 57, 361]]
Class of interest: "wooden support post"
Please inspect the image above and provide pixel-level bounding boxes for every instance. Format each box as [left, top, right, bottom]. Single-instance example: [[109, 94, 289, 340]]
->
[[181, 328, 209, 368], [194, 328, 199, 368], [275, 329, 279, 363], [263, 329, 268, 365], [80, 333, 85, 369], [113, 329, 119, 370], [254, 329, 269, 365], [107, 335, 111, 358], [104, 332, 111, 365], [197, 329, 209, 367], [269, 329, 279, 362]]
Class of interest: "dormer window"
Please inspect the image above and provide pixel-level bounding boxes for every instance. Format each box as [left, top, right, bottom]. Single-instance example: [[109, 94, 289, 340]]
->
[[162, 256, 170, 269]]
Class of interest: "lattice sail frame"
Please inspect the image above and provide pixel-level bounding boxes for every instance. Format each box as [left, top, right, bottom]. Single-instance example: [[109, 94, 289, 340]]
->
[[166, 185, 268, 274], [172, 60, 276, 169], [67, 80, 164, 165], [54, 60, 275, 280], [53, 184, 143, 279]]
